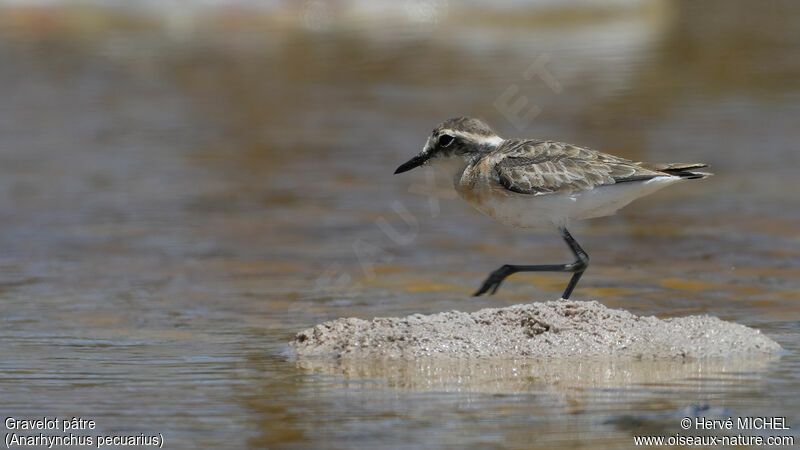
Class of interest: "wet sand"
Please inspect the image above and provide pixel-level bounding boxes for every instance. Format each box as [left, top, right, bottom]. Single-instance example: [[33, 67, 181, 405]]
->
[[292, 300, 781, 359]]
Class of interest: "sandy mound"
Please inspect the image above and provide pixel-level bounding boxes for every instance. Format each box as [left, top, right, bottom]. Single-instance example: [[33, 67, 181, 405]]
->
[[291, 300, 781, 359]]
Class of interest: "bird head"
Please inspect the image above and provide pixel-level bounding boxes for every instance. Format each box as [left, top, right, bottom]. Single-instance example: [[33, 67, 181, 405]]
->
[[394, 117, 503, 175]]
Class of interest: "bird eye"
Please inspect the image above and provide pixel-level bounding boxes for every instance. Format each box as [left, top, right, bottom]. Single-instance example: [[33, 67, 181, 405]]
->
[[439, 134, 455, 148]]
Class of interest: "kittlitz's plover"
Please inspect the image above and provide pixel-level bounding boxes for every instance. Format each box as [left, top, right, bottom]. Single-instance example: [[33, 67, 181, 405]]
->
[[395, 117, 711, 299]]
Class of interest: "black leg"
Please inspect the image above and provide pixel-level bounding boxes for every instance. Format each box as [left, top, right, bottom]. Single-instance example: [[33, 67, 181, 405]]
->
[[473, 227, 590, 299]]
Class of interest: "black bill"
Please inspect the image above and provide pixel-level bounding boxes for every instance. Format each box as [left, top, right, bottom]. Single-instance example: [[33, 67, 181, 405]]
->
[[394, 152, 429, 174]]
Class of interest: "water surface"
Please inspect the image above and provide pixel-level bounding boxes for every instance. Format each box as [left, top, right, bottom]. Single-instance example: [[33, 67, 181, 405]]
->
[[0, 1, 798, 448]]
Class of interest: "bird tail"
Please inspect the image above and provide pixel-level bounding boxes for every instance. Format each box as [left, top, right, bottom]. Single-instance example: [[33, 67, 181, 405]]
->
[[640, 162, 713, 179]]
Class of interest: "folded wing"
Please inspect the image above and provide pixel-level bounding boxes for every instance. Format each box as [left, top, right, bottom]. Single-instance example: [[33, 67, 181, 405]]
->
[[493, 140, 708, 195]]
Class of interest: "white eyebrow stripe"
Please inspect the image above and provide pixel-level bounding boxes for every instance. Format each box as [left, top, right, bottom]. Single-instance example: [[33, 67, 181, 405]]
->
[[451, 131, 504, 147], [477, 135, 504, 146]]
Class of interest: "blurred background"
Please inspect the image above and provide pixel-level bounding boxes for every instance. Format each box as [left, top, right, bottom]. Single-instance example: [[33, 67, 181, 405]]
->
[[0, 0, 798, 448]]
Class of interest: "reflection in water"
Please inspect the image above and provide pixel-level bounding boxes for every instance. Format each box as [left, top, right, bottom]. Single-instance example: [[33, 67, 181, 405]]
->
[[296, 355, 780, 395], [257, 351, 792, 449], [0, 1, 799, 448]]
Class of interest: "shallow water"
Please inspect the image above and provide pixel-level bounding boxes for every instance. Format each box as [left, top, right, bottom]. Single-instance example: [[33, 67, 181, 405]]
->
[[0, 1, 798, 448]]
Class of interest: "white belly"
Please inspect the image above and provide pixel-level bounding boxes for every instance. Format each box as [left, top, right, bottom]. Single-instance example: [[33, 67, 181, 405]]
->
[[462, 176, 682, 229]]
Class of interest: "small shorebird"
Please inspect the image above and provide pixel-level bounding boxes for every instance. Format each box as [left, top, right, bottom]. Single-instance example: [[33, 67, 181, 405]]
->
[[395, 117, 711, 298]]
